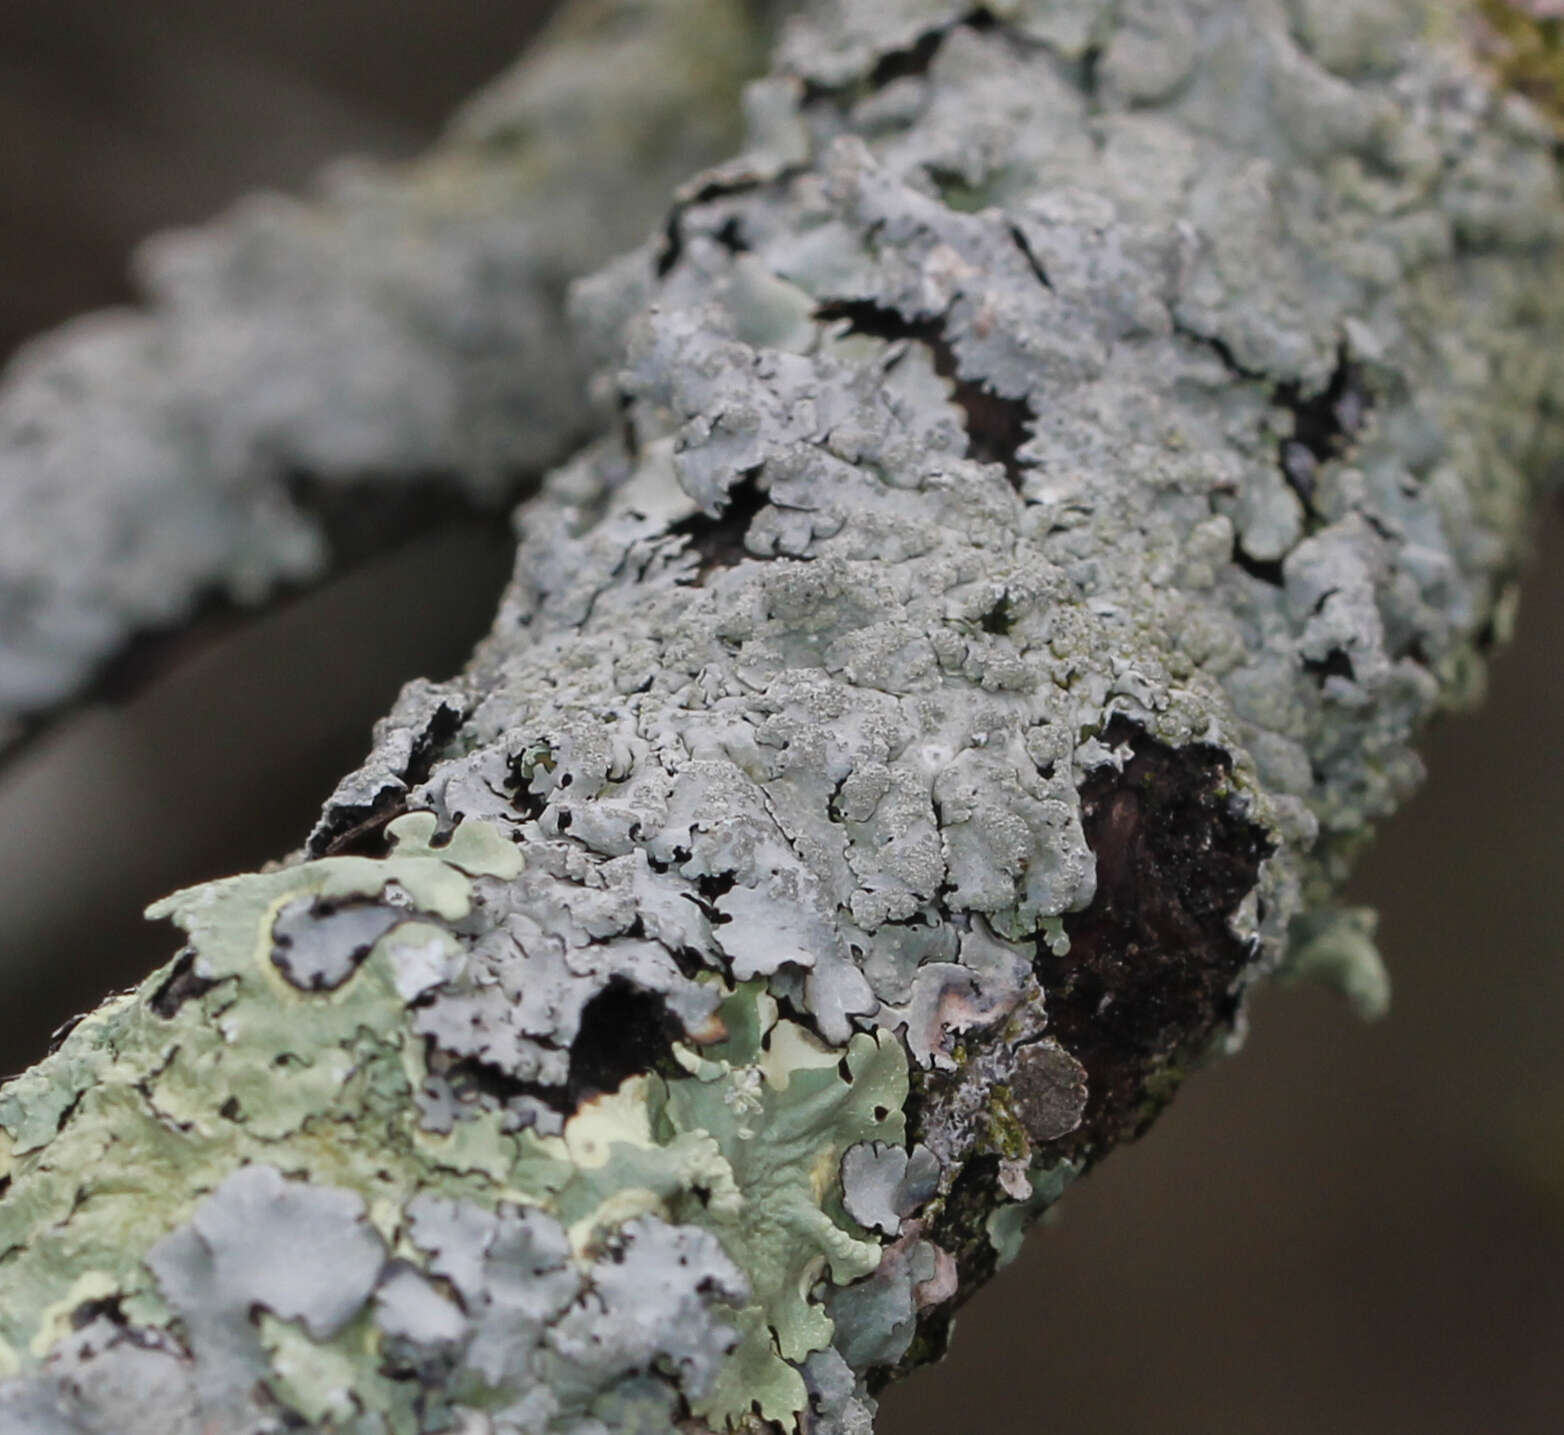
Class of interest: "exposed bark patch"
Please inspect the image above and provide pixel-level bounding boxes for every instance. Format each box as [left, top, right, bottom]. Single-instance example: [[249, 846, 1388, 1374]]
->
[[502, 742, 557, 822], [688, 868, 738, 920], [150, 948, 221, 1019], [315, 700, 463, 858], [1302, 647, 1355, 684], [1274, 347, 1371, 507], [69, 1296, 126, 1332], [1034, 718, 1272, 1164], [866, 25, 948, 89], [713, 215, 750, 255], [426, 981, 681, 1122], [802, 8, 1001, 108], [656, 177, 766, 278], [564, 979, 684, 1107], [1008, 224, 1052, 290], [816, 300, 1033, 488], [1080, 42, 1105, 99], [1231, 536, 1285, 587], [916, 1153, 1001, 1297], [979, 591, 1017, 635], [669, 468, 769, 578], [315, 802, 412, 859], [424, 1049, 553, 1117]]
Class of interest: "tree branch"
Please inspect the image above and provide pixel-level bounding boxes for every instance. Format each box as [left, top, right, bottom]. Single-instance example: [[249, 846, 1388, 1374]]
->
[[2, 2, 1561, 1433]]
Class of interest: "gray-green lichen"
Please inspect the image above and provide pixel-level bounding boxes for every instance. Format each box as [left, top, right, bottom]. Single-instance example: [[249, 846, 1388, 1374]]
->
[[0, 818, 904, 1432], [4, 0, 1564, 1431], [0, 0, 770, 753]]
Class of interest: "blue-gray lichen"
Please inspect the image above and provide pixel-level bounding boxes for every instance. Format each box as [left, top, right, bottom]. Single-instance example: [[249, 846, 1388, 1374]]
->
[[4, 1, 1564, 1431]]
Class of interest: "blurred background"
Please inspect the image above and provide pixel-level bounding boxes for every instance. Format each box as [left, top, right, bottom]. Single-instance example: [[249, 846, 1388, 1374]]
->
[[0, 4, 1559, 1432]]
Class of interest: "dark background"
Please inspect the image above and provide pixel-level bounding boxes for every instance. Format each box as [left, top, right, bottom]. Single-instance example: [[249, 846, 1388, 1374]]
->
[[0, 5, 1559, 1432]]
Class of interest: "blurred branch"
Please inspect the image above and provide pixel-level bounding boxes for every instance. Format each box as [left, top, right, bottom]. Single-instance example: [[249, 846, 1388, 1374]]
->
[[0, 0, 769, 762]]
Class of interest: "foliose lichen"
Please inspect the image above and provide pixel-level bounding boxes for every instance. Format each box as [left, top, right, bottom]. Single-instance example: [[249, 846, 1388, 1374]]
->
[[4, 0, 1564, 1430], [0, 821, 906, 1433]]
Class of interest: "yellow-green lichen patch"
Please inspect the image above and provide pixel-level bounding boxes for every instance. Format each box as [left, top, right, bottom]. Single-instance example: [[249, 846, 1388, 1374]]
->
[[340, 982, 911, 1432], [260, 1308, 425, 1435], [442, 982, 909, 1429], [0, 815, 524, 1366], [662, 986, 907, 1426], [0, 932, 904, 1434]]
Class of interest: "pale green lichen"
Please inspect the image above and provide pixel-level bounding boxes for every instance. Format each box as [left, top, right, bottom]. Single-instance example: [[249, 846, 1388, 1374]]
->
[[0, 815, 525, 1370], [0, 816, 906, 1432], [663, 985, 906, 1424], [985, 1162, 1079, 1270], [434, 980, 907, 1427], [1281, 905, 1392, 1020]]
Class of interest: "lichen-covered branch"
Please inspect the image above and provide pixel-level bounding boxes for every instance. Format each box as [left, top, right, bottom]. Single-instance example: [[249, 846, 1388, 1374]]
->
[[3, 2, 1564, 1433], [0, 0, 772, 756]]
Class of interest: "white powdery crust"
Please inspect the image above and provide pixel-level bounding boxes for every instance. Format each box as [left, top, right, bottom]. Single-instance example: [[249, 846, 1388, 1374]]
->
[[4, 2, 1564, 1432]]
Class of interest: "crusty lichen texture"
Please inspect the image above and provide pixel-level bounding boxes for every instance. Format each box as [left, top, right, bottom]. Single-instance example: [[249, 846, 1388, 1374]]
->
[[5, 1, 1564, 1432]]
